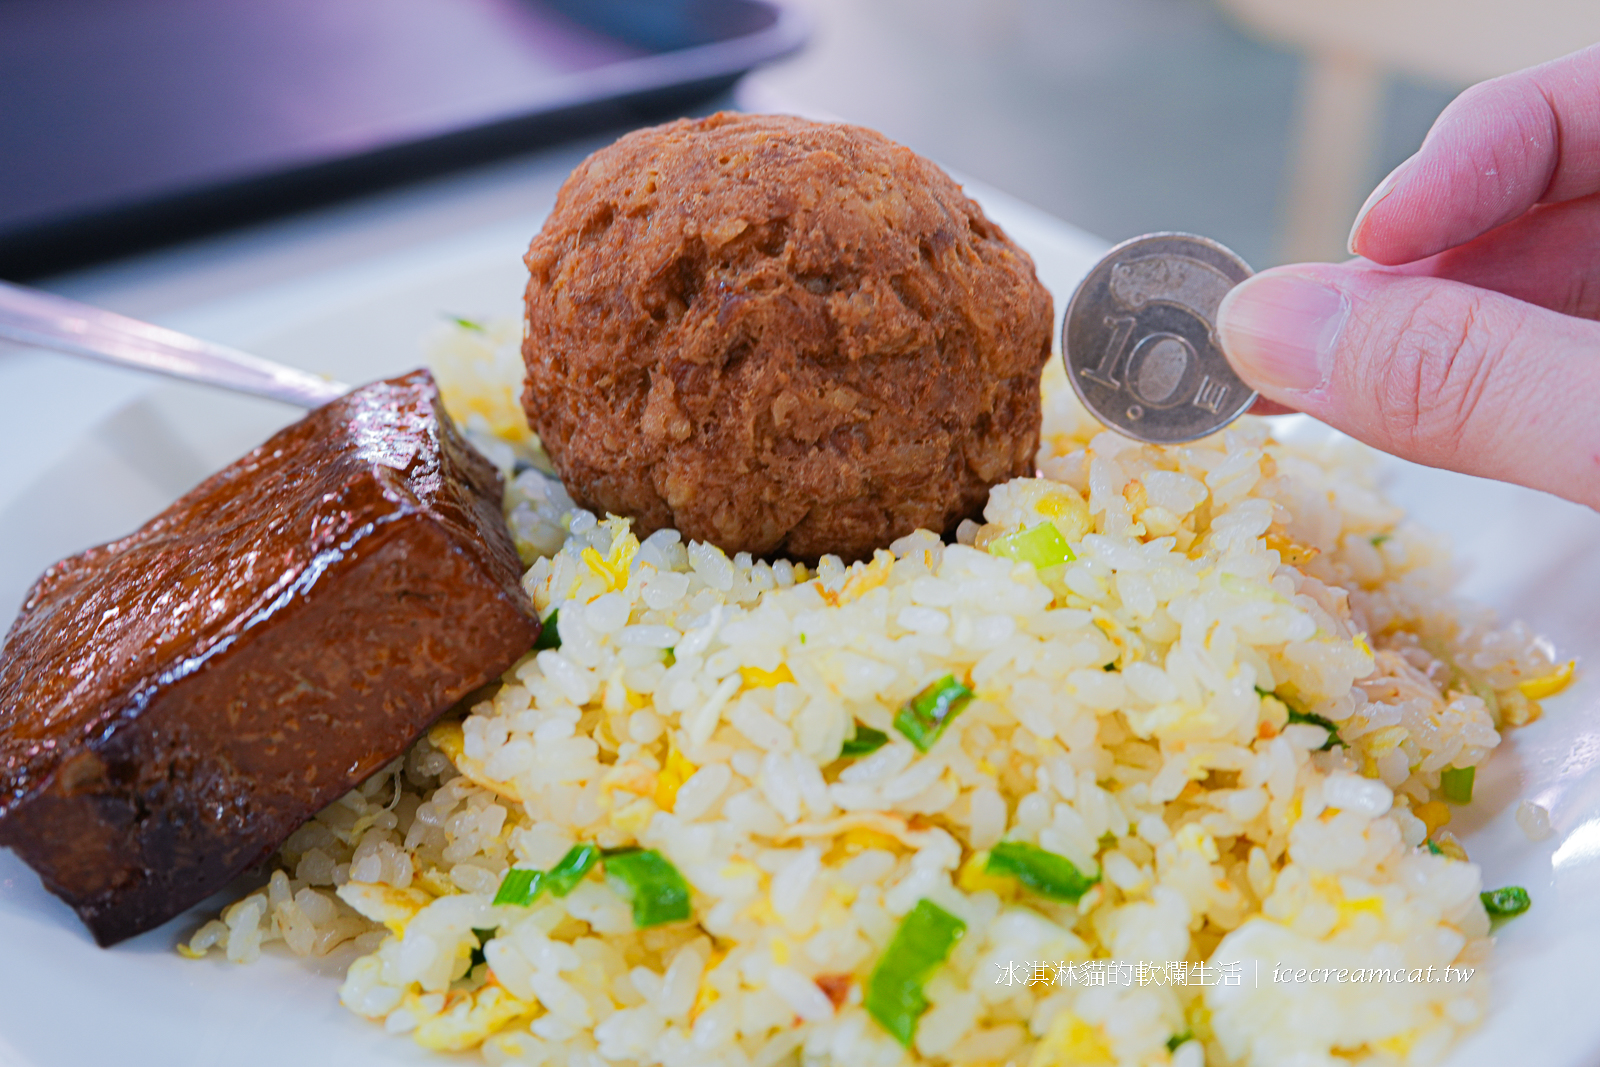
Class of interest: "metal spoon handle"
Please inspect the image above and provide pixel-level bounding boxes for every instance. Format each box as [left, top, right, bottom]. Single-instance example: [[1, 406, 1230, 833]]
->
[[0, 280, 349, 408]]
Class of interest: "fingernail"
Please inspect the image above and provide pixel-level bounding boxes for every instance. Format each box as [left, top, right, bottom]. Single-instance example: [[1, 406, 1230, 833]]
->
[[1217, 272, 1349, 393], [1347, 154, 1415, 256]]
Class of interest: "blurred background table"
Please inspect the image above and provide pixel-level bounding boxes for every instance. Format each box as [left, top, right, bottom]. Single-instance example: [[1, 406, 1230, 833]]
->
[[1217, 0, 1600, 261], [4, 0, 1598, 513], [748, 0, 1598, 265]]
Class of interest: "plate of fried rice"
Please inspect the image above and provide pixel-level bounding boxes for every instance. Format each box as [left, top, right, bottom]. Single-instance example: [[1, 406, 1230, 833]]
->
[[2, 178, 1599, 1067]]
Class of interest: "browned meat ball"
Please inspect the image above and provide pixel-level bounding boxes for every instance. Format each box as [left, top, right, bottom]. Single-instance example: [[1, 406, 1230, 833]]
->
[[522, 112, 1053, 561]]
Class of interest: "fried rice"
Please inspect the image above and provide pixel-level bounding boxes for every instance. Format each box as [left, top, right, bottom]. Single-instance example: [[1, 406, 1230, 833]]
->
[[181, 318, 1575, 1067]]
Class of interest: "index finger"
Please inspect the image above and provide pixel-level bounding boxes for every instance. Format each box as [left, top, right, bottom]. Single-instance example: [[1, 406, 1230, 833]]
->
[[1351, 42, 1600, 265]]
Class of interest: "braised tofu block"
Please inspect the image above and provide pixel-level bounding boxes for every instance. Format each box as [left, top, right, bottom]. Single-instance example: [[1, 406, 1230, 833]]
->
[[0, 369, 541, 945]]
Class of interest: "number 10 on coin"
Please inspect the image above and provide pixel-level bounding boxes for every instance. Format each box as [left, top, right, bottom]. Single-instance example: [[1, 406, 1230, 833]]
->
[[1062, 233, 1257, 444]]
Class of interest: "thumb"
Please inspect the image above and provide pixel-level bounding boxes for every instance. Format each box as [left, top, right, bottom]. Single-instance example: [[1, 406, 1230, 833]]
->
[[1217, 263, 1600, 509]]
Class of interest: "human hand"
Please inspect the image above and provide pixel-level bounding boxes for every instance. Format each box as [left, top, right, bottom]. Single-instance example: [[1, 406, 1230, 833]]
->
[[1217, 43, 1600, 510]]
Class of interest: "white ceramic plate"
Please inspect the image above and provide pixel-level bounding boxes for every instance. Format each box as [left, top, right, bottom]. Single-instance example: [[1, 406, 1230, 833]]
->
[[1, 185, 1597, 1067]]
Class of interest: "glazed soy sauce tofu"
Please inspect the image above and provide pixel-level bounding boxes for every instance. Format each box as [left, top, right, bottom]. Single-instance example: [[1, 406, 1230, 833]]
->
[[0, 369, 541, 945]]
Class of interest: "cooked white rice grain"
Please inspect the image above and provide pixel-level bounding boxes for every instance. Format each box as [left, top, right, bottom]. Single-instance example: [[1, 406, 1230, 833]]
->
[[181, 318, 1579, 1067]]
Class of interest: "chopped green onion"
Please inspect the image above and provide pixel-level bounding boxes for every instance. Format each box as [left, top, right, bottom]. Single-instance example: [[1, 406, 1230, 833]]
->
[[1286, 708, 1342, 751], [603, 849, 692, 927], [841, 724, 889, 758], [545, 843, 600, 897], [468, 926, 497, 969], [534, 608, 562, 651], [446, 314, 485, 332], [865, 898, 966, 1046], [1262, 686, 1343, 751], [493, 867, 545, 907], [1370, 533, 1392, 546], [1424, 839, 1444, 856], [1102, 662, 1119, 672], [894, 675, 974, 752], [1480, 885, 1531, 918], [1461, 676, 1500, 722], [1441, 766, 1475, 804], [987, 522, 1074, 569], [984, 841, 1099, 903], [1166, 1031, 1193, 1053], [494, 844, 598, 906]]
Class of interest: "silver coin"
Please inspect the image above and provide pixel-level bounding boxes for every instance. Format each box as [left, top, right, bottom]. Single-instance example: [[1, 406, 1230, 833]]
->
[[1062, 232, 1255, 445]]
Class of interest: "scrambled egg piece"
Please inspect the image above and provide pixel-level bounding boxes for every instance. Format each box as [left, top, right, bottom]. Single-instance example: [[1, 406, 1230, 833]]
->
[[1031, 1012, 1116, 1067], [1519, 660, 1576, 700], [956, 850, 1018, 899], [336, 883, 433, 935], [414, 984, 535, 1052], [821, 550, 895, 606], [739, 663, 795, 688], [427, 720, 523, 802], [655, 743, 697, 811]]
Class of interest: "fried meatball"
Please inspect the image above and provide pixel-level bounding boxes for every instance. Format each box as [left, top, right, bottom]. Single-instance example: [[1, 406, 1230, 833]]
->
[[522, 112, 1053, 561]]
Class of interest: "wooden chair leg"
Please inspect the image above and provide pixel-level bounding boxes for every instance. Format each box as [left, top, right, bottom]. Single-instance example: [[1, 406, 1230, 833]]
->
[[1281, 49, 1385, 263]]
